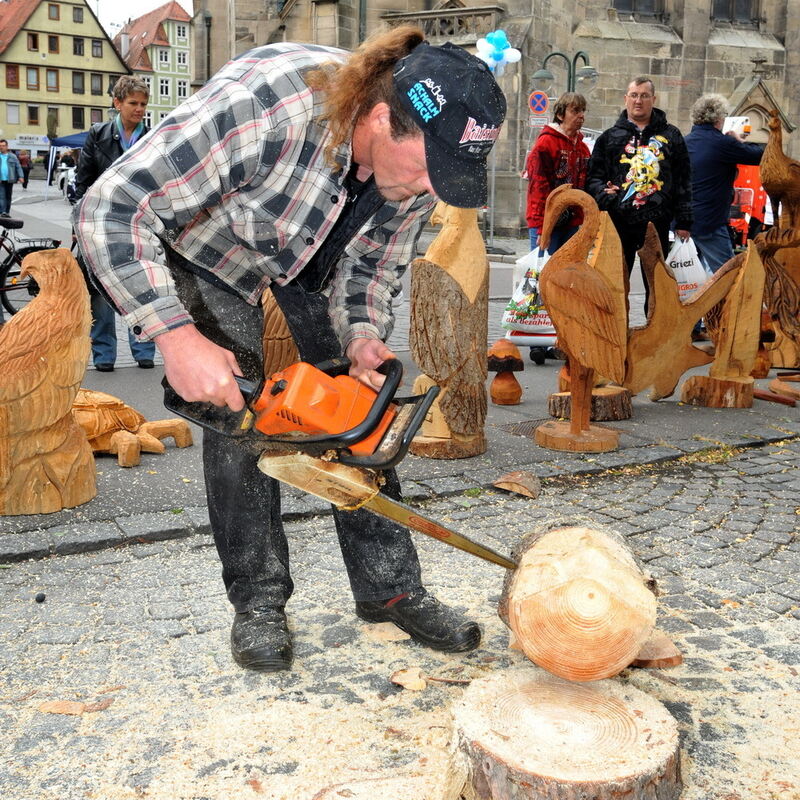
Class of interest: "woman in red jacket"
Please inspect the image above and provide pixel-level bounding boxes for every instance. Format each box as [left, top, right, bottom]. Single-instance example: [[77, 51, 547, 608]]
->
[[524, 93, 590, 254]]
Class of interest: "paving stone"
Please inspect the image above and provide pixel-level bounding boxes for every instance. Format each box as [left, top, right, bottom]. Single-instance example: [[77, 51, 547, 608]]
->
[[0, 531, 50, 562]]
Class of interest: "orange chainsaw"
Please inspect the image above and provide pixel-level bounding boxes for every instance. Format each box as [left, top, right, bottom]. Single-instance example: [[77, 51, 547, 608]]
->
[[163, 358, 517, 570], [164, 357, 436, 470]]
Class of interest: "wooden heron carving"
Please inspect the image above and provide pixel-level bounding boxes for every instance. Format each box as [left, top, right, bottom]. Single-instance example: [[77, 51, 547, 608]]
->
[[534, 186, 627, 452]]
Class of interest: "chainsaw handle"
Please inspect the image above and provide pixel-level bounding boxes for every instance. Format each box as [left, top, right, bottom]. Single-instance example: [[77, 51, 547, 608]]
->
[[234, 375, 262, 404]]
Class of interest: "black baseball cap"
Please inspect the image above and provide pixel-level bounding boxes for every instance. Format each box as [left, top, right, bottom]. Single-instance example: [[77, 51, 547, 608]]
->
[[393, 41, 506, 208]]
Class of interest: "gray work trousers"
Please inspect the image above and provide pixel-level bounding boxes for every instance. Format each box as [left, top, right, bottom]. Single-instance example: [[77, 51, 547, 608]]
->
[[169, 262, 423, 612]]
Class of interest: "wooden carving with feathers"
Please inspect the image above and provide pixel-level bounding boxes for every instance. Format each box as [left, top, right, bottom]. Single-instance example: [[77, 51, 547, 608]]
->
[[0, 248, 96, 514], [760, 110, 800, 230], [535, 185, 627, 451]]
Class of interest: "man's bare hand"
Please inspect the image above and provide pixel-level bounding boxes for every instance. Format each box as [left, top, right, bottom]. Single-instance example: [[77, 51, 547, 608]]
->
[[155, 324, 245, 411], [675, 229, 691, 242], [604, 181, 620, 196], [346, 336, 395, 391]]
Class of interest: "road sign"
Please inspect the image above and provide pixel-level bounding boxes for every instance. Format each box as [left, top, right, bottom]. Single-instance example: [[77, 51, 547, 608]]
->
[[528, 91, 549, 115]]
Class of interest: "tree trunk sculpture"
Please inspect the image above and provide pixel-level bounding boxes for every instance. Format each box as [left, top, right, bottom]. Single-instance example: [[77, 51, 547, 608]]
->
[[410, 202, 489, 459]]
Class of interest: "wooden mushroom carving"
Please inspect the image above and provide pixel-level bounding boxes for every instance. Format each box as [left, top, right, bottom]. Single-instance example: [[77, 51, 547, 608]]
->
[[487, 338, 524, 405]]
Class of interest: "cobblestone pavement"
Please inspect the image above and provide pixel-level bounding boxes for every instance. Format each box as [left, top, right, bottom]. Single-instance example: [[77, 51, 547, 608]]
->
[[2, 440, 799, 800]]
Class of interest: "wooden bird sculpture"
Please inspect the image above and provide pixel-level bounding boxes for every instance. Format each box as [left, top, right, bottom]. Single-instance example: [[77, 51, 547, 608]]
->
[[760, 110, 800, 230], [0, 248, 96, 515], [409, 202, 489, 459], [534, 186, 627, 452]]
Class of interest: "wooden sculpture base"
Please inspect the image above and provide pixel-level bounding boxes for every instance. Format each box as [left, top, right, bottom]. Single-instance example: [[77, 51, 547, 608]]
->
[[681, 375, 754, 408], [498, 525, 656, 682], [535, 421, 618, 453], [409, 432, 486, 460], [548, 386, 632, 421], [450, 669, 682, 800], [409, 374, 487, 459]]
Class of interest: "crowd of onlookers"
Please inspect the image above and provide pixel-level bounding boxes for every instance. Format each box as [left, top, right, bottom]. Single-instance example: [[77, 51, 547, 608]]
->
[[523, 77, 765, 283]]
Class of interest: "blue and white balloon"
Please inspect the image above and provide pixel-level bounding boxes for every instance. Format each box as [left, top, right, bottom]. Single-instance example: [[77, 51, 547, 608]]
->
[[476, 30, 521, 77]]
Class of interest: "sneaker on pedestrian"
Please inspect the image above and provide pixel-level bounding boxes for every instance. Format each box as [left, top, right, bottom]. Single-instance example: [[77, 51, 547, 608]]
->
[[137, 360, 154, 369], [94, 363, 114, 372], [356, 589, 481, 653], [231, 605, 293, 672]]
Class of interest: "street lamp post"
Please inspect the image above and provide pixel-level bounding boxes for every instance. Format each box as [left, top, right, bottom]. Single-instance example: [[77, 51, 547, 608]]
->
[[532, 50, 598, 96]]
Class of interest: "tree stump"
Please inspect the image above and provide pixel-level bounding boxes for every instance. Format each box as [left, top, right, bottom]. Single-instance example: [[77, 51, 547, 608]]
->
[[681, 375, 754, 408], [450, 668, 681, 800], [498, 523, 657, 682], [548, 386, 632, 421]]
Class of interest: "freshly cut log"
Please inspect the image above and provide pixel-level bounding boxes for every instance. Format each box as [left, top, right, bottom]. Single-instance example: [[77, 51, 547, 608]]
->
[[450, 668, 681, 800], [547, 385, 632, 421], [499, 523, 657, 682]]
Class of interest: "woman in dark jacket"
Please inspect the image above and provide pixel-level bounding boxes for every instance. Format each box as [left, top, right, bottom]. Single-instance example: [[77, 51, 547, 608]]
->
[[75, 76, 156, 371]]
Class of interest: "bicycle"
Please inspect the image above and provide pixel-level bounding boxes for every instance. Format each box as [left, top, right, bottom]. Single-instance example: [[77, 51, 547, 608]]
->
[[0, 216, 62, 317]]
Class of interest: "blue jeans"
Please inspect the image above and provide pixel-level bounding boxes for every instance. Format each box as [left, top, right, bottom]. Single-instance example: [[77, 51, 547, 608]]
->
[[0, 181, 13, 214], [693, 227, 734, 273], [90, 292, 156, 366], [528, 225, 577, 255]]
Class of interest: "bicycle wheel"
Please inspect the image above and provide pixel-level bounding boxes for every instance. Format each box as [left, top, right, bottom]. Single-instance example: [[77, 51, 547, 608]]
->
[[0, 248, 44, 315]]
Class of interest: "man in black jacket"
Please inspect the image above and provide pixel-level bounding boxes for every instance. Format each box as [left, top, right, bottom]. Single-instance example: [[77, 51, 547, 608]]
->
[[586, 77, 692, 283], [74, 76, 156, 371]]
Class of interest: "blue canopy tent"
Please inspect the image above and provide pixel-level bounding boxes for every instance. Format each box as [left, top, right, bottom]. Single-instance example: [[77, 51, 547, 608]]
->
[[46, 131, 90, 199], [51, 131, 89, 148]]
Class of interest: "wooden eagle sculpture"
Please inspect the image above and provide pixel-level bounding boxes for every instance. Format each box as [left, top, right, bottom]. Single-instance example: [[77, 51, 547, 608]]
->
[[0, 248, 96, 514], [409, 202, 489, 459], [535, 186, 627, 451], [760, 110, 800, 230]]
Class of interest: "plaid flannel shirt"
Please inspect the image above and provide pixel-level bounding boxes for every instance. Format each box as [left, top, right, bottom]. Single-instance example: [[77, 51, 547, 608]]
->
[[74, 43, 436, 350]]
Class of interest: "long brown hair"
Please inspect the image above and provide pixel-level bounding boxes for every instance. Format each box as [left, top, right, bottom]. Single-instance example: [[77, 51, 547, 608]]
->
[[306, 25, 425, 167]]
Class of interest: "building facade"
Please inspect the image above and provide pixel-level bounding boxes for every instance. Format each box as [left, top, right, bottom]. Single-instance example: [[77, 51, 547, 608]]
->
[[114, 1, 194, 127], [186, 0, 797, 233], [0, 0, 130, 153]]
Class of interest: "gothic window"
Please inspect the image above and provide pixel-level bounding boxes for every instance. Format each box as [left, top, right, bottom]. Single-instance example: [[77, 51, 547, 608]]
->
[[613, 0, 662, 18], [712, 0, 758, 24]]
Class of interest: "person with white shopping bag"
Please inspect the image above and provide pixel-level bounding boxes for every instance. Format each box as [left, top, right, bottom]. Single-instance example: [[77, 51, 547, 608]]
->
[[665, 236, 709, 302]]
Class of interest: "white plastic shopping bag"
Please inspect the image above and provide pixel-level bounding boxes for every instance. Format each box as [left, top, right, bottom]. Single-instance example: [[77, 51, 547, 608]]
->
[[665, 237, 709, 302], [501, 249, 555, 338]]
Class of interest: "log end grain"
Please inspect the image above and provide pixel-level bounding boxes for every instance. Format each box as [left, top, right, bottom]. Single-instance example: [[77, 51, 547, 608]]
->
[[452, 668, 682, 800]]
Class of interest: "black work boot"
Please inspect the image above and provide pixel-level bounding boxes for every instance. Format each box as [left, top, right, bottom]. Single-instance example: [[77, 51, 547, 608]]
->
[[230, 606, 293, 672], [355, 589, 481, 653]]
